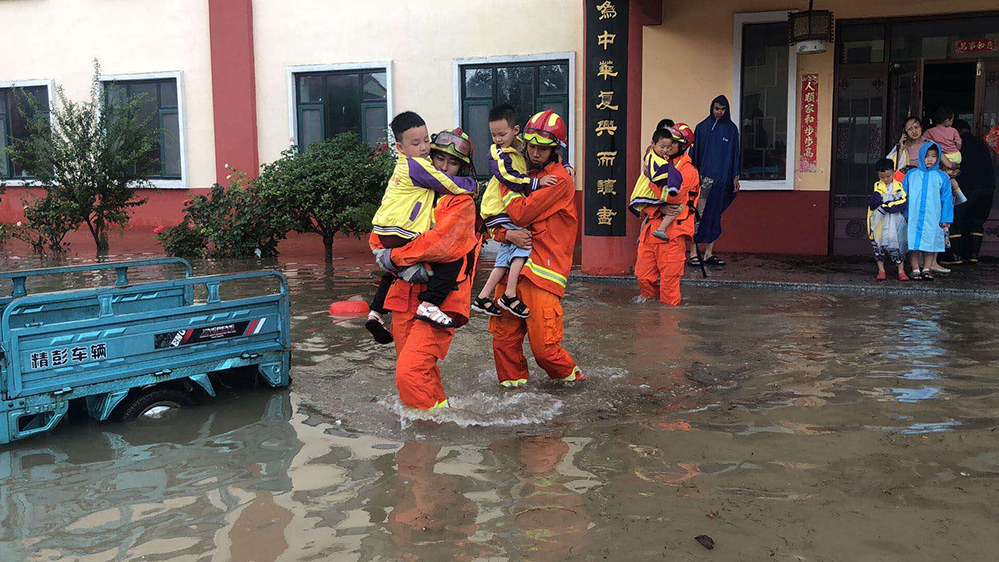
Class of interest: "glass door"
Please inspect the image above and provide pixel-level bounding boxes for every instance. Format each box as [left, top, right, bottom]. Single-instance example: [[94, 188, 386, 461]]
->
[[974, 59, 999, 136], [889, 59, 923, 143], [832, 66, 888, 255]]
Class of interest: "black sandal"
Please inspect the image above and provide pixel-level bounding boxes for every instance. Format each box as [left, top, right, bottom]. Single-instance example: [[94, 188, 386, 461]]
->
[[472, 296, 503, 317], [703, 256, 726, 266], [921, 271, 934, 281], [498, 294, 530, 318], [688, 256, 702, 265], [365, 317, 394, 345]]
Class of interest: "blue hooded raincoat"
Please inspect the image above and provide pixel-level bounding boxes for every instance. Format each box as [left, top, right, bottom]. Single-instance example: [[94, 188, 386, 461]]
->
[[692, 95, 740, 244], [904, 141, 954, 252]]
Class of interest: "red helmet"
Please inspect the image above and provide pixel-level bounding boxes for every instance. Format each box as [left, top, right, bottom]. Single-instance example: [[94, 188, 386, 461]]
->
[[667, 122, 695, 147], [524, 110, 568, 148]]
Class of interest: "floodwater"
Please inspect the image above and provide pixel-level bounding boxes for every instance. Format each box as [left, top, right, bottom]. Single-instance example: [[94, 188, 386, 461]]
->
[[2, 253, 999, 561]]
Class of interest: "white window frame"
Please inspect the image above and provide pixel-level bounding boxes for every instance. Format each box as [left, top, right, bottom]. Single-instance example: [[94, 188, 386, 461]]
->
[[286, 61, 394, 148], [732, 12, 798, 191], [99, 71, 188, 189], [0, 79, 57, 186], [452, 52, 577, 170]]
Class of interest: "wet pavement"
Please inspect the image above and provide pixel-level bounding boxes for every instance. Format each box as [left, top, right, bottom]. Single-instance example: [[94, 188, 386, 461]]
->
[[1, 248, 998, 561], [578, 253, 999, 298]]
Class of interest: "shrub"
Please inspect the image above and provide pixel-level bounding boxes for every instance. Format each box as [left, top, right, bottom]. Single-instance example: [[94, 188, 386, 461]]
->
[[158, 170, 285, 259], [255, 133, 392, 265]]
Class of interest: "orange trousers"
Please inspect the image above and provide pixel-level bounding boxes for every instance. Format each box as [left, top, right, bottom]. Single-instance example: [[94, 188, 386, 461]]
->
[[392, 312, 454, 409], [635, 236, 687, 306], [488, 278, 577, 383]]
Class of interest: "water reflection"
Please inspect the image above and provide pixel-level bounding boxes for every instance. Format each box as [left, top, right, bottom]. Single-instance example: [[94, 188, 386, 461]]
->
[[3, 255, 999, 559]]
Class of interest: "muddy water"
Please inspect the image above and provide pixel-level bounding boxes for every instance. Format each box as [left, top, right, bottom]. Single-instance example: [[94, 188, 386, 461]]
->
[[1, 255, 998, 561]]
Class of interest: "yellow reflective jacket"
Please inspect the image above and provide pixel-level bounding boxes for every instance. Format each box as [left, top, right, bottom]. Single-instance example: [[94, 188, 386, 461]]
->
[[371, 154, 478, 239], [480, 139, 537, 230], [628, 150, 682, 216]]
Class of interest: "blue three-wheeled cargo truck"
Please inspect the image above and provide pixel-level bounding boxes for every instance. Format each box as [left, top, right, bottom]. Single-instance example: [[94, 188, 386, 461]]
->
[[0, 259, 291, 445]]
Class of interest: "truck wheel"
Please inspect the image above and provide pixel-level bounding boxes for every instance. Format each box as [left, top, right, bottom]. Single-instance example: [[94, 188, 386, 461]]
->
[[118, 387, 194, 421]]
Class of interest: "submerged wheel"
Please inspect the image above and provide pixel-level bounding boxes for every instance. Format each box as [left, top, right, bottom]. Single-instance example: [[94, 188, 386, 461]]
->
[[117, 387, 194, 421]]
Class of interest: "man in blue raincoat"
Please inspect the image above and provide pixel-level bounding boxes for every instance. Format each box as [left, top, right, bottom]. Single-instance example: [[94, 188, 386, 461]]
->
[[691, 95, 740, 266]]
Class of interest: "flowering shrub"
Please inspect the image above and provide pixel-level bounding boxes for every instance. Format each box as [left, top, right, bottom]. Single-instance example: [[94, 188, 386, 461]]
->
[[255, 133, 392, 265], [157, 169, 285, 259]]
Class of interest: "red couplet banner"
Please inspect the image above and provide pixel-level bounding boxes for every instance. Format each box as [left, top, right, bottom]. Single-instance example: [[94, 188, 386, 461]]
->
[[799, 73, 819, 173], [986, 123, 999, 157]]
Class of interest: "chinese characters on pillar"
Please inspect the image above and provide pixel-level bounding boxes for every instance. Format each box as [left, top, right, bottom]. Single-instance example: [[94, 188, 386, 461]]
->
[[585, 0, 629, 236], [798, 74, 819, 173]]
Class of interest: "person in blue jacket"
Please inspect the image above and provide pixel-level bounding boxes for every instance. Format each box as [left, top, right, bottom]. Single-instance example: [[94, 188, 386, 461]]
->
[[690, 95, 740, 266], [904, 141, 954, 281]]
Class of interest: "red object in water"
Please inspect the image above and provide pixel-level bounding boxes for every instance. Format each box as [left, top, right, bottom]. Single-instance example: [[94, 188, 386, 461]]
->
[[329, 300, 370, 316]]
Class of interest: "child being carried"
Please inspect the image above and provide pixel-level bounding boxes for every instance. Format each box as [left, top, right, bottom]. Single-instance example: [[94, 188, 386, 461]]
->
[[628, 127, 683, 236], [365, 112, 478, 344], [472, 104, 557, 319]]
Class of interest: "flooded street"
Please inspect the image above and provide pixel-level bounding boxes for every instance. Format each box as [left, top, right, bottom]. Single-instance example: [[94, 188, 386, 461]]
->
[[2, 254, 998, 561]]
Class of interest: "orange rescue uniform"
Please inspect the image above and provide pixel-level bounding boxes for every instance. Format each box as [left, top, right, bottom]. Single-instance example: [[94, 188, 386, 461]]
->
[[635, 153, 700, 306], [381, 194, 481, 409], [489, 160, 580, 384]]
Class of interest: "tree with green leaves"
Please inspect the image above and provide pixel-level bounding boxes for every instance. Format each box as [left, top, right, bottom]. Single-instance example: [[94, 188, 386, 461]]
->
[[8, 61, 154, 253], [255, 133, 393, 265]]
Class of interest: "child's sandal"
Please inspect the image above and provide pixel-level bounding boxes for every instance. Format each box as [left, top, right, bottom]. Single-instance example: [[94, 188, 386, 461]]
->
[[498, 294, 530, 319], [472, 296, 503, 317], [651, 230, 671, 241]]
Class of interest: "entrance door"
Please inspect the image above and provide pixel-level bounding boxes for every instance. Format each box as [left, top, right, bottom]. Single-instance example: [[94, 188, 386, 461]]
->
[[974, 59, 999, 135], [831, 67, 888, 255], [889, 60, 922, 144], [974, 59, 999, 256]]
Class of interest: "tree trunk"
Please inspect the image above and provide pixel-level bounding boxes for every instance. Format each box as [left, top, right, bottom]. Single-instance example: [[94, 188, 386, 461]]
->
[[94, 219, 109, 254], [323, 236, 333, 266]]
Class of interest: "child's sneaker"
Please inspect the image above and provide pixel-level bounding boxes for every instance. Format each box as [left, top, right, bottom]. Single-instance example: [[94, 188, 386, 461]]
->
[[498, 294, 530, 318], [416, 302, 456, 329], [472, 296, 503, 316], [652, 230, 671, 241], [365, 311, 394, 344]]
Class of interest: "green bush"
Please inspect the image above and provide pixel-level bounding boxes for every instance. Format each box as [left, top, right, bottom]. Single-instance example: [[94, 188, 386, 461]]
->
[[158, 170, 285, 259], [255, 133, 392, 265]]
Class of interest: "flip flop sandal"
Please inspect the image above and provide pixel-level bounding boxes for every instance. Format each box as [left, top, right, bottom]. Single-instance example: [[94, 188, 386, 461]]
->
[[471, 296, 503, 317], [687, 256, 702, 265], [498, 294, 531, 318], [365, 317, 394, 345], [416, 303, 456, 328], [703, 256, 726, 266]]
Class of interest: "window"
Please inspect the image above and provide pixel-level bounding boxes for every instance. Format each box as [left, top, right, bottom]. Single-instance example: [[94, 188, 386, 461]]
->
[[293, 69, 388, 151], [104, 78, 182, 179], [839, 24, 885, 65], [734, 13, 797, 190], [0, 85, 50, 179], [459, 59, 571, 178]]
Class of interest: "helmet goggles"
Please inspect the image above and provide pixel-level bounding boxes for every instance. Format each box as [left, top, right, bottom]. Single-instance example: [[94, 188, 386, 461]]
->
[[431, 130, 473, 163], [523, 127, 564, 148]]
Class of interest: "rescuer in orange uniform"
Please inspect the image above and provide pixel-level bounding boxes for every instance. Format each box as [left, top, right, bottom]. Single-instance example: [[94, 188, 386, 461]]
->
[[375, 128, 483, 410], [634, 123, 700, 306], [489, 110, 583, 388]]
